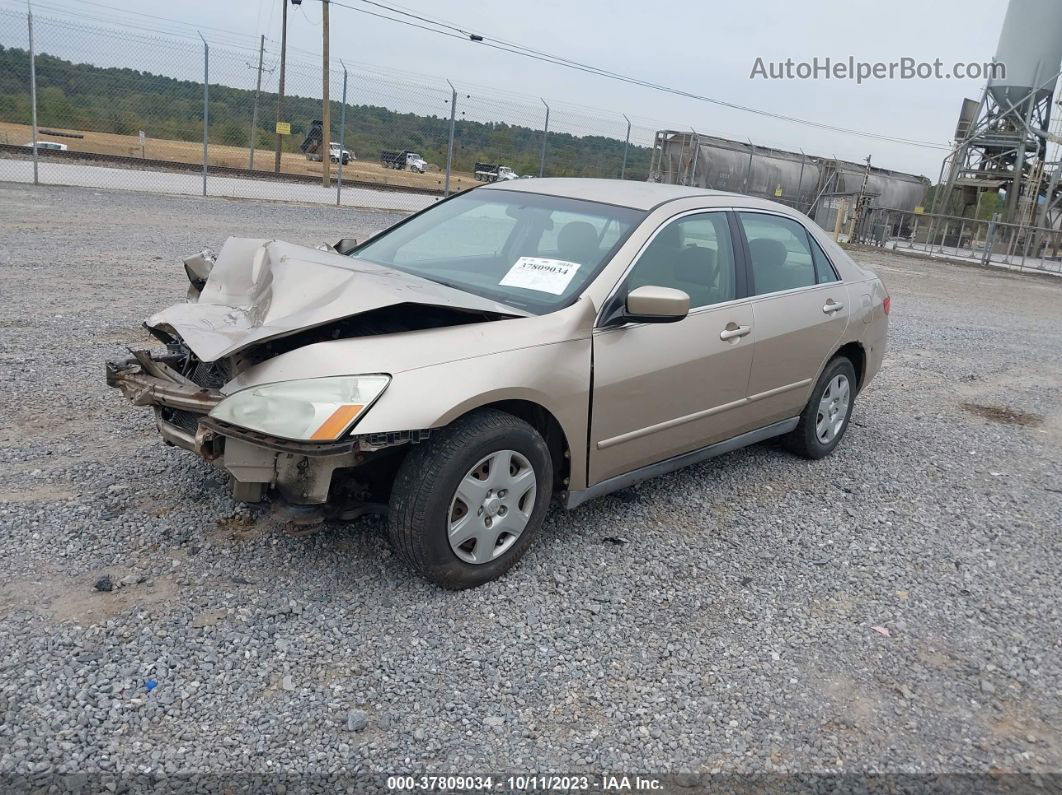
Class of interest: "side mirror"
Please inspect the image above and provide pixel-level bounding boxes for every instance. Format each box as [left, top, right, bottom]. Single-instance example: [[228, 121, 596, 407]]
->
[[183, 249, 215, 301], [623, 285, 690, 324], [334, 238, 359, 255]]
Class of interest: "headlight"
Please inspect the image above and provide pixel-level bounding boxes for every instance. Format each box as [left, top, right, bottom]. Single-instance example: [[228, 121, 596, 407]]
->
[[210, 375, 390, 441]]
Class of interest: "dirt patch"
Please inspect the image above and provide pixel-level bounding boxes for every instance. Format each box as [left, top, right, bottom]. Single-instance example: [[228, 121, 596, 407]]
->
[[0, 484, 79, 503], [210, 513, 267, 543], [960, 402, 1045, 427], [0, 572, 179, 625]]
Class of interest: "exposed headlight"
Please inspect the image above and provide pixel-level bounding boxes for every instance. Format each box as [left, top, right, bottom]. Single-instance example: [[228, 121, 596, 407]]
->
[[210, 375, 390, 441]]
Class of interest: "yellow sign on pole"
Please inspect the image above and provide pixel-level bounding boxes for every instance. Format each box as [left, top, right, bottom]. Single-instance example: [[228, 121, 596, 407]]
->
[[914, 205, 925, 215], [774, 186, 783, 197], [275, 122, 291, 136]]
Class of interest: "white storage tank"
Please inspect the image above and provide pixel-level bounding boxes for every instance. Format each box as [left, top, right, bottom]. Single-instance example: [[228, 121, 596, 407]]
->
[[987, 0, 1062, 113]]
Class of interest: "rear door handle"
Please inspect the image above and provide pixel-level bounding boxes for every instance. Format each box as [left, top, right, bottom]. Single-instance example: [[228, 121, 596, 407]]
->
[[720, 324, 751, 340], [823, 300, 845, 314]]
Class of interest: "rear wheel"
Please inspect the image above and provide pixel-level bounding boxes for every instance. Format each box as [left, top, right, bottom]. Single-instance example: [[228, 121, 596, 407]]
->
[[784, 356, 856, 459], [387, 409, 553, 589]]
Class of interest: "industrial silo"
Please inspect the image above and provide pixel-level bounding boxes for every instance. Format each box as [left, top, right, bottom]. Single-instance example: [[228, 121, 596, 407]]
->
[[988, 0, 1062, 120]]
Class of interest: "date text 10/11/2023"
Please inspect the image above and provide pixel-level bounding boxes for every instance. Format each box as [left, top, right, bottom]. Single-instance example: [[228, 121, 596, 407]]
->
[[386, 774, 665, 791]]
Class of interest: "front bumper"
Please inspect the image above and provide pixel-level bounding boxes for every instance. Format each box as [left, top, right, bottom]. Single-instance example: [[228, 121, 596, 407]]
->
[[107, 352, 359, 504], [107, 352, 427, 507]]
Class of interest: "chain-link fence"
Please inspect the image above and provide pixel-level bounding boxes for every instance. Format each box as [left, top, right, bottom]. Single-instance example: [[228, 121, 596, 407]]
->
[[6, 5, 1060, 281], [848, 207, 1062, 275], [0, 6, 666, 213]]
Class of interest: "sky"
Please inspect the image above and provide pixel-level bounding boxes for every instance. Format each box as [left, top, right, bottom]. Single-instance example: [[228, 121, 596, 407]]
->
[[7, 0, 1019, 178]]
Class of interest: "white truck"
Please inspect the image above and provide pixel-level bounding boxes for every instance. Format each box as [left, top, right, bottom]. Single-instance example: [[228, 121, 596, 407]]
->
[[381, 150, 428, 173], [474, 162, 519, 182], [306, 142, 352, 165]]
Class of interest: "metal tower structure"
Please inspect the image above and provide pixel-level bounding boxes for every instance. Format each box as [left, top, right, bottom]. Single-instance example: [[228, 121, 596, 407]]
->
[[935, 0, 1062, 225]]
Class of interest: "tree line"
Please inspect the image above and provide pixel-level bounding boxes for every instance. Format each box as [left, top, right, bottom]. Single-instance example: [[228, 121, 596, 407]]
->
[[0, 45, 652, 179]]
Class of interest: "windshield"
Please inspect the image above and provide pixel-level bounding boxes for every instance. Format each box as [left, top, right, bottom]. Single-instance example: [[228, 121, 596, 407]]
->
[[350, 189, 645, 314]]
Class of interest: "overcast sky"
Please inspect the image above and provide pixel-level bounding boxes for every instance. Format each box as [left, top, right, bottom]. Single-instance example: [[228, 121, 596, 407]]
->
[[11, 0, 1019, 177]]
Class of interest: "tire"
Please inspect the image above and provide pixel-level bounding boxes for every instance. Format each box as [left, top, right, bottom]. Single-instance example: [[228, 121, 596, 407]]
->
[[387, 409, 553, 589], [784, 356, 857, 459]]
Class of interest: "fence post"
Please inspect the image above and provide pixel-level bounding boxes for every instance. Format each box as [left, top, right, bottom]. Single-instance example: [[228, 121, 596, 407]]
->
[[249, 34, 265, 171], [743, 138, 754, 194], [689, 128, 700, 186], [336, 61, 347, 207], [539, 98, 549, 178], [982, 214, 996, 267], [199, 33, 209, 197], [620, 114, 631, 180], [445, 80, 457, 197], [27, 7, 38, 185]]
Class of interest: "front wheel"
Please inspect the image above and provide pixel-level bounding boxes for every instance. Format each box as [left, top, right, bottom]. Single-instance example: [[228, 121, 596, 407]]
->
[[784, 356, 857, 459], [387, 409, 553, 589]]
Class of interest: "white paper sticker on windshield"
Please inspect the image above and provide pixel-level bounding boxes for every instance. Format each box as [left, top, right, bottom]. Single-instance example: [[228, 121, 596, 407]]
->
[[499, 257, 581, 295]]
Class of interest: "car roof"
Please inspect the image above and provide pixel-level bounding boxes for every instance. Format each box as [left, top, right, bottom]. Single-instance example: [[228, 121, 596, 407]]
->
[[480, 177, 741, 211]]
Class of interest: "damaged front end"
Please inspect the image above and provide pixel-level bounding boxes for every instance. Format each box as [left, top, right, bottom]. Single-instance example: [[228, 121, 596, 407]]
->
[[108, 343, 427, 515], [106, 236, 527, 517], [106, 347, 223, 452]]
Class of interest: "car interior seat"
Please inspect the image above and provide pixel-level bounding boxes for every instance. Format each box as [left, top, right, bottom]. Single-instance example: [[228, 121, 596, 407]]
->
[[747, 238, 790, 293], [671, 246, 721, 307]]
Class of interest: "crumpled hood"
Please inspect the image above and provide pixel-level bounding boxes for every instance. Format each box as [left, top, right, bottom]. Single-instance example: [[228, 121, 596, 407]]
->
[[147, 237, 528, 362]]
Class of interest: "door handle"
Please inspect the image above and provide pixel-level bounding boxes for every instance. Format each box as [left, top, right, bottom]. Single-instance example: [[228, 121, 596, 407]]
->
[[719, 324, 751, 340], [823, 300, 845, 314]]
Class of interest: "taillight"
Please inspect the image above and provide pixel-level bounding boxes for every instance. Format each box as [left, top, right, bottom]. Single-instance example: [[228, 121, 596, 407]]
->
[[883, 296, 892, 315]]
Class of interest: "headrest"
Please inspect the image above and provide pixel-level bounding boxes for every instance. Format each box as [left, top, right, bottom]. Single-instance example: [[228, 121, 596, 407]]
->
[[557, 221, 599, 263], [748, 238, 787, 269], [654, 222, 685, 250]]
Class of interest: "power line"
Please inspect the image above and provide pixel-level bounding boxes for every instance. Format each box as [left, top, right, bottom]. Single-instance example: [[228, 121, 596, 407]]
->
[[60, 0, 272, 44], [312, 0, 950, 150], [2, 1, 268, 53]]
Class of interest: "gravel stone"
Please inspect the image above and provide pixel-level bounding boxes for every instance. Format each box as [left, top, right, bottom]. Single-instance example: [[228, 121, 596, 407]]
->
[[346, 710, 369, 732], [0, 185, 1059, 782]]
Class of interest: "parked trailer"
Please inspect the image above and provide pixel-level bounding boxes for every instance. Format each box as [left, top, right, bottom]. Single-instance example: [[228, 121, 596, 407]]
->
[[381, 150, 428, 173], [474, 162, 519, 182]]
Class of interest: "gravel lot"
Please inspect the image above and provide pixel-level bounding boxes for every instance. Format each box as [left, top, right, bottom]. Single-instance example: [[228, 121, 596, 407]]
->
[[0, 184, 1059, 789]]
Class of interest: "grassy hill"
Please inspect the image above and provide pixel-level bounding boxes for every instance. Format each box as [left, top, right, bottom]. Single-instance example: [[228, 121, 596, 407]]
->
[[0, 45, 651, 179]]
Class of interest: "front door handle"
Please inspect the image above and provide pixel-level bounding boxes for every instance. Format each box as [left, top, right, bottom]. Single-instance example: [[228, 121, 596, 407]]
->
[[823, 299, 845, 314], [720, 324, 751, 340]]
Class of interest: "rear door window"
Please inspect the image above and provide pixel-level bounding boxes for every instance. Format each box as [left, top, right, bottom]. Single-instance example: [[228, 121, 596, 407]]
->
[[809, 235, 840, 283], [738, 212, 817, 296]]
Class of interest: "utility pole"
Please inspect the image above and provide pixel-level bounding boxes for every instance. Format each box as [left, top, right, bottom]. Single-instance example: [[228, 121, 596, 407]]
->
[[321, 0, 331, 187], [273, 0, 292, 173], [248, 34, 266, 171]]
